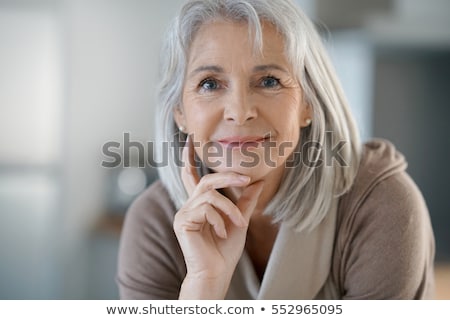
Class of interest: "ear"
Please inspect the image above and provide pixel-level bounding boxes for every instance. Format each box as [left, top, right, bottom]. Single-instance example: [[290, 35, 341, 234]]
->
[[300, 104, 313, 128], [173, 106, 186, 131]]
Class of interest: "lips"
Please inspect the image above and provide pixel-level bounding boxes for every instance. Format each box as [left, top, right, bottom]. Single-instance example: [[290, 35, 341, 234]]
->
[[217, 135, 268, 149]]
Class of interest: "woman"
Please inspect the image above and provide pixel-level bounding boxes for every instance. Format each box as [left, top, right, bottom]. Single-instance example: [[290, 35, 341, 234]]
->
[[117, 0, 435, 299]]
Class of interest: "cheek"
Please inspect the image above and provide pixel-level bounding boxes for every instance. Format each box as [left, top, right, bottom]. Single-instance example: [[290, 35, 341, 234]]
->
[[186, 108, 212, 126], [263, 96, 303, 132], [182, 95, 221, 136]]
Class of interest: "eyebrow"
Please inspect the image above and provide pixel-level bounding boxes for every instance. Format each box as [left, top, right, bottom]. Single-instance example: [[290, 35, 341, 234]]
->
[[188, 63, 290, 77], [189, 65, 224, 77], [253, 64, 289, 74]]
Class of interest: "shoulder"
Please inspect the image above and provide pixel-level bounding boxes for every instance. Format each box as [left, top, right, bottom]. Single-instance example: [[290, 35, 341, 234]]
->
[[124, 180, 176, 227], [333, 139, 435, 299], [119, 180, 177, 246], [120, 180, 179, 250], [338, 138, 422, 224]]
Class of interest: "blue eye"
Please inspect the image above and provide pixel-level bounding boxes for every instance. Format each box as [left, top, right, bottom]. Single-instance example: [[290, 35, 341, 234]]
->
[[200, 78, 219, 90], [261, 76, 280, 88]]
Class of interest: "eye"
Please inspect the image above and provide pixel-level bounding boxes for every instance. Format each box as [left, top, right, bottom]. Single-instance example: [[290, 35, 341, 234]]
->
[[260, 76, 281, 88], [199, 78, 219, 91]]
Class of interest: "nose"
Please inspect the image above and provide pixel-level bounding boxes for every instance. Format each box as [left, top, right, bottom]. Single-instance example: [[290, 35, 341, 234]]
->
[[223, 87, 257, 125]]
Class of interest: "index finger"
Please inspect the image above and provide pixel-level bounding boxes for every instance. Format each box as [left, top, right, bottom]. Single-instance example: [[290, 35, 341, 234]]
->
[[181, 135, 200, 195], [237, 181, 265, 222]]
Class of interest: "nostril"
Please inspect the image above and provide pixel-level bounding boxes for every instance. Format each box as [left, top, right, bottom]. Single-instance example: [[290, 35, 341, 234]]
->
[[224, 113, 256, 124], [223, 105, 257, 124], [223, 90, 258, 124]]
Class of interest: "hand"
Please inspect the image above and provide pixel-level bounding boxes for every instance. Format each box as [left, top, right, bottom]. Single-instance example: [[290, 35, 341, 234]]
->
[[173, 136, 264, 299]]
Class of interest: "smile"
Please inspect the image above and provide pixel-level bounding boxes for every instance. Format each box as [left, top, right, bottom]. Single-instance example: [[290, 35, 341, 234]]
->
[[217, 136, 269, 149]]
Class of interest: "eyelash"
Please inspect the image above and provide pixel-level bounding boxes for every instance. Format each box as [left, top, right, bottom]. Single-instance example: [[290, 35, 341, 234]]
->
[[197, 75, 282, 92], [258, 75, 281, 88], [199, 78, 220, 91]]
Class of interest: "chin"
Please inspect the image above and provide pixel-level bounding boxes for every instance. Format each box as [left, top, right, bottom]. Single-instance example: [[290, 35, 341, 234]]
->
[[201, 150, 287, 181], [208, 162, 275, 182]]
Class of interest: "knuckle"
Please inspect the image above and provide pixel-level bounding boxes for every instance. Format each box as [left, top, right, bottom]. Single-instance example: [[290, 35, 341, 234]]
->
[[204, 190, 217, 203], [197, 174, 210, 185], [200, 202, 211, 213]]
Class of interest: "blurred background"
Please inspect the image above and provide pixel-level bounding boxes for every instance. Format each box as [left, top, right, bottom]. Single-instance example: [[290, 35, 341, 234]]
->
[[0, 0, 449, 299]]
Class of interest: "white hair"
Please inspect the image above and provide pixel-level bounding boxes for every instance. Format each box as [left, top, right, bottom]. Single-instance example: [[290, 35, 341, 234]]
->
[[155, 0, 361, 231]]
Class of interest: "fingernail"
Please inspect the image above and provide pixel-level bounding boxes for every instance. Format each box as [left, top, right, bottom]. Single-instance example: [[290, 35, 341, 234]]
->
[[238, 175, 250, 183], [220, 228, 227, 238]]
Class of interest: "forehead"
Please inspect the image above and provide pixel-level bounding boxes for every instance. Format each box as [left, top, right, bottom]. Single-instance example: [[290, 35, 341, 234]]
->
[[187, 19, 289, 69]]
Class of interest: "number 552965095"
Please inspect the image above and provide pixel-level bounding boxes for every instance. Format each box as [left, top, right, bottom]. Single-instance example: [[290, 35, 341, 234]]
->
[[271, 304, 343, 315]]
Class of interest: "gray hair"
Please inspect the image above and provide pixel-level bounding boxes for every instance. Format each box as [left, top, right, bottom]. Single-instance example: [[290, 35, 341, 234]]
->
[[155, 0, 361, 231]]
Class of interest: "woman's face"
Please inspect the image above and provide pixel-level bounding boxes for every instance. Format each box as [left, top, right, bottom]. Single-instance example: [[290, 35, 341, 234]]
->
[[176, 20, 311, 182]]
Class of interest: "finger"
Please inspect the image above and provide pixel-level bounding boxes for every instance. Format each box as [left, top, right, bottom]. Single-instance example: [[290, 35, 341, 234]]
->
[[179, 204, 228, 239], [181, 135, 200, 195], [237, 181, 265, 222], [187, 189, 248, 227], [191, 172, 250, 198]]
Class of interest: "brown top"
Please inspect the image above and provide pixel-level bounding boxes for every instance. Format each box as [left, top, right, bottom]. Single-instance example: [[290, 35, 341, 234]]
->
[[116, 139, 435, 299]]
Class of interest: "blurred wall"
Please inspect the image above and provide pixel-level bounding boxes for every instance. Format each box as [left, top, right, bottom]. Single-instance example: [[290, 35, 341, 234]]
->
[[0, 1, 62, 299], [61, 0, 185, 298], [0, 0, 185, 299]]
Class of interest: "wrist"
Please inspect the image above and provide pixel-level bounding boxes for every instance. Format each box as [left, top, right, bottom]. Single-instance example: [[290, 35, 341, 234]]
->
[[179, 272, 232, 300]]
